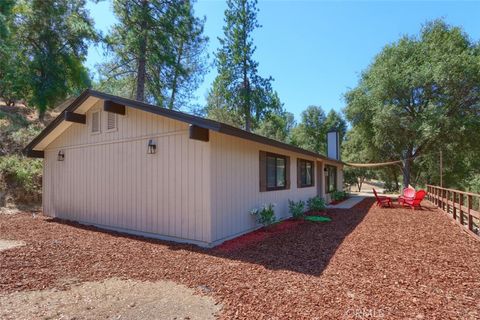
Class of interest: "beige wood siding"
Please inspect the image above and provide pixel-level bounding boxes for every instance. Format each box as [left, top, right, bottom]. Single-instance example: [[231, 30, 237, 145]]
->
[[43, 102, 212, 245], [41, 99, 343, 246], [209, 132, 322, 243]]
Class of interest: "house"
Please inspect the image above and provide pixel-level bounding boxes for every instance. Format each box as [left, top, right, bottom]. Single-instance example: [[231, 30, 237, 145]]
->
[[25, 90, 344, 247]]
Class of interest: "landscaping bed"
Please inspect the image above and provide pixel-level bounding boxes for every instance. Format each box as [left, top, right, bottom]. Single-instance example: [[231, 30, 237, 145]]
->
[[328, 197, 349, 205], [215, 218, 304, 253], [1, 199, 480, 319], [216, 214, 332, 253]]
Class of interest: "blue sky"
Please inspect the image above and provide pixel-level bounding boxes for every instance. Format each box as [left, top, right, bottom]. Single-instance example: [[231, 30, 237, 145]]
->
[[85, 0, 480, 120]]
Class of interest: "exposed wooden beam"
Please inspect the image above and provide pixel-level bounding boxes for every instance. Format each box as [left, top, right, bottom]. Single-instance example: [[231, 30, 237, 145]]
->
[[189, 125, 209, 142], [104, 100, 126, 115], [27, 150, 44, 158], [64, 111, 86, 124]]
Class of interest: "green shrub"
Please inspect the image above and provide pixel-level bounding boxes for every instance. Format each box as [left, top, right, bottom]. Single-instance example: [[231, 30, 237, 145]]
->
[[307, 196, 326, 212], [10, 125, 43, 147], [332, 190, 348, 202], [251, 203, 277, 227], [288, 199, 305, 219], [0, 155, 42, 205]]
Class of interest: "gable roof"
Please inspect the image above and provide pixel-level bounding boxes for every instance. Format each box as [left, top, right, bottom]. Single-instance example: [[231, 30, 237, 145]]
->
[[24, 89, 343, 164]]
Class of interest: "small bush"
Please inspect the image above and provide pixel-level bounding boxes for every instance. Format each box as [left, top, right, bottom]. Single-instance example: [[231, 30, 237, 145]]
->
[[332, 190, 348, 202], [251, 203, 277, 227], [0, 155, 42, 205], [10, 125, 43, 147], [288, 199, 305, 219], [307, 196, 326, 212]]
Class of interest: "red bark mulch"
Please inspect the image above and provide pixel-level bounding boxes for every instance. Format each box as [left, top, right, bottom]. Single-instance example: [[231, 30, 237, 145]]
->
[[329, 197, 349, 205], [215, 219, 305, 253], [1, 199, 480, 319]]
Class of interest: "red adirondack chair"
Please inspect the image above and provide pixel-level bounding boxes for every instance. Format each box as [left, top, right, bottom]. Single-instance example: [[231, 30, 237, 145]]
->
[[398, 187, 416, 205], [373, 188, 392, 207], [402, 189, 426, 210]]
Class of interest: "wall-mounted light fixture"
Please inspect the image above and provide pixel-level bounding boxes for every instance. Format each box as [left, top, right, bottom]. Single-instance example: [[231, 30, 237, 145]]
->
[[324, 167, 328, 172], [57, 150, 65, 161], [147, 139, 156, 154]]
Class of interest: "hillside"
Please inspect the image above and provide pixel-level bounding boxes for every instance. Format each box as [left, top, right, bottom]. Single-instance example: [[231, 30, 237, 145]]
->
[[0, 101, 67, 209]]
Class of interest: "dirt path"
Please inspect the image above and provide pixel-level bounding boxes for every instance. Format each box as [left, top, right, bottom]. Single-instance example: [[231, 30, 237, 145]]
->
[[0, 240, 25, 252], [1, 199, 479, 319], [0, 278, 220, 320]]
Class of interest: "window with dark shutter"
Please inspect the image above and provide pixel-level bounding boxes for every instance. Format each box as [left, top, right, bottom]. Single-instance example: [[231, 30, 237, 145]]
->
[[297, 158, 314, 188], [259, 151, 290, 192]]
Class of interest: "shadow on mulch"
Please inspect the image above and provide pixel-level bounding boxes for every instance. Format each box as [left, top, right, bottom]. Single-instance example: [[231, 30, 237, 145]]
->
[[44, 198, 375, 277], [210, 198, 374, 276]]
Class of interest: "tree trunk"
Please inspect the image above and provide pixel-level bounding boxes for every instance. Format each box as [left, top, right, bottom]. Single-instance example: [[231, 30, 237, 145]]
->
[[243, 66, 251, 131], [169, 41, 184, 110], [245, 107, 251, 131], [357, 176, 365, 192], [136, 39, 147, 101], [242, 0, 251, 132], [135, 1, 148, 102], [402, 158, 411, 188], [38, 109, 46, 122], [5, 98, 15, 107]]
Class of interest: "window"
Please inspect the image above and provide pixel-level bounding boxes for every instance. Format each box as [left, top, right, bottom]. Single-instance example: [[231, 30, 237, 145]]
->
[[325, 165, 337, 193], [259, 151, 290, 191], [91, 111, 100, 133], [297, 159, 314, 188], [106, 112, 117, 131]]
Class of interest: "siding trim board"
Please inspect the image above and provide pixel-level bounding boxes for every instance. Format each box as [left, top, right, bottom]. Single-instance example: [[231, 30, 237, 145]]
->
[[45, 129, 187, 152], [24, 90, 343, 165]]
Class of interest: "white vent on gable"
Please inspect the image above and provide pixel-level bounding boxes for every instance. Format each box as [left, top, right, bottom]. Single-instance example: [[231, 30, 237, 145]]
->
[[106, 112, 117, 131], [91, 111, 100, 133]]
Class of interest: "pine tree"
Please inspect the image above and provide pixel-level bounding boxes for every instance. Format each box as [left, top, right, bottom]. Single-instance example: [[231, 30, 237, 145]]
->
[[15, 0, 98, 119], [206, 0, 278, 131], [101, 0, 208, 109]]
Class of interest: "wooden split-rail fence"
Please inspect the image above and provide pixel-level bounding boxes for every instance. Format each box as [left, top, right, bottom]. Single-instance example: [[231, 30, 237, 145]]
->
[[427, 185, 480, 239]]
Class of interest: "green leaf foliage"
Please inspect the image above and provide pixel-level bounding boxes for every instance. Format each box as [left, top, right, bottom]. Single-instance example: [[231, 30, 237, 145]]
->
[[205, 0, 279, 131], [14, 0, 98, 118], [288, 199, 305, 219], [344, 19, 480, 188], [99, 0, 208, 110], [331, 190, 347, 202], [254, 97, 295, 143], [254, 203, 276, 227], [290, 106, 346, 155], [307, 196, 326, 212], [0, 0, 24, 106], [342, 128, 377, 192]]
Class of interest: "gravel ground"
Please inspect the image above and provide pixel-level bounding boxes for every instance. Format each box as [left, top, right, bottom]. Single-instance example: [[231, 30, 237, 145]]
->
[[1, 198, 479, 319]]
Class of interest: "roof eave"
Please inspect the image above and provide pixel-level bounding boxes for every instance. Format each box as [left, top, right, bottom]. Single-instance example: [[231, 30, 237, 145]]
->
[[24, 90, 345, 166]]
